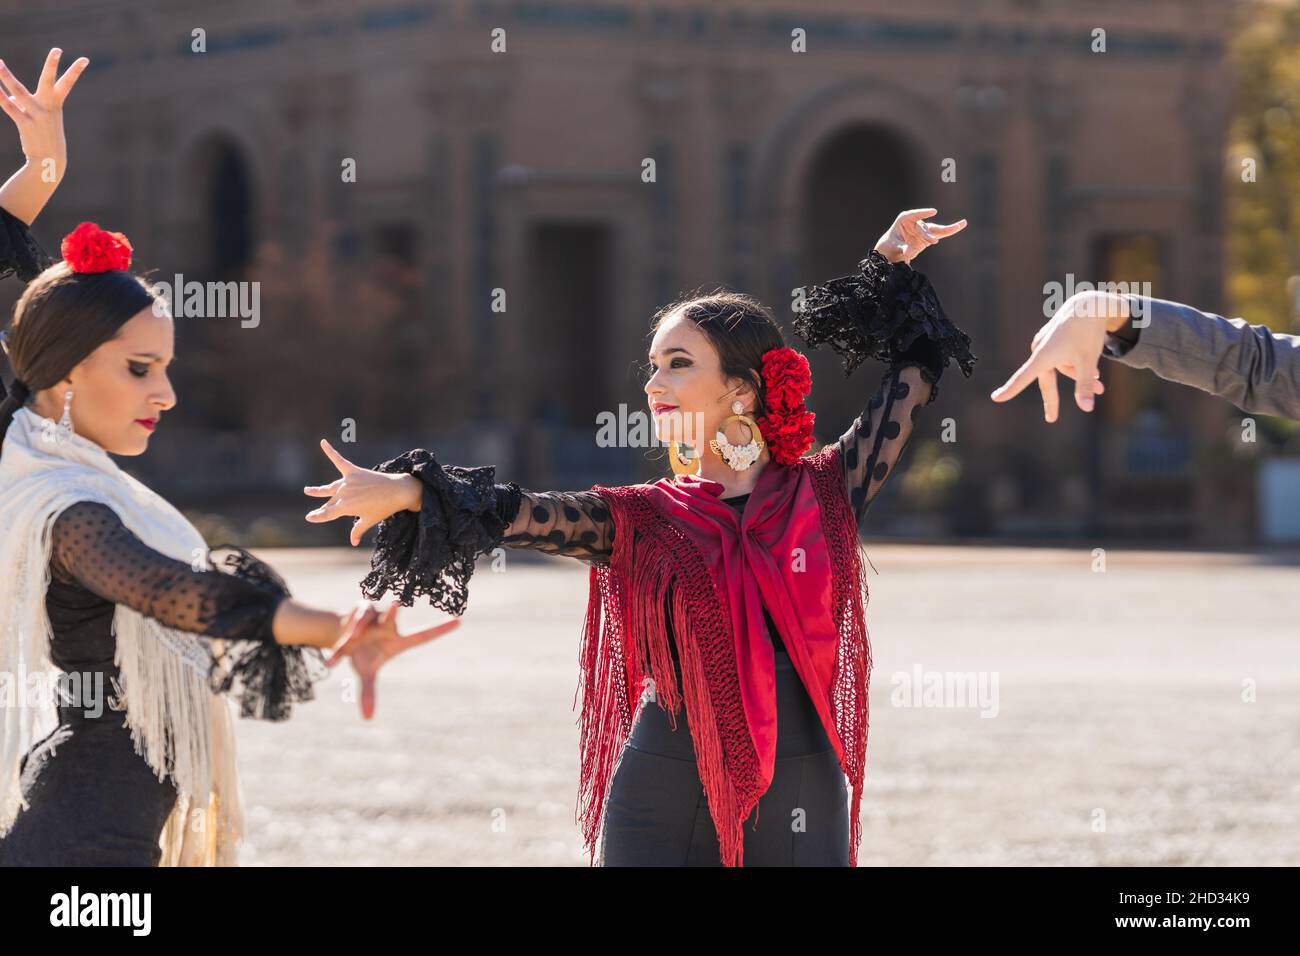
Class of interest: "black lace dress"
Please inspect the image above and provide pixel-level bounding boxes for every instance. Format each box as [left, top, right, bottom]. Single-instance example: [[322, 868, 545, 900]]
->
[[358, 250, 975, 865], [0, 211, 325, 866]]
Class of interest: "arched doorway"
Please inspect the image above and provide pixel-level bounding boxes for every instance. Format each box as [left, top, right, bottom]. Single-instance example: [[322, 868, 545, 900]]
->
[[201, 136, 256, 278], [520, 219, 615, 487], [181, 134, 258, 428], [800, 123, 923, 444]]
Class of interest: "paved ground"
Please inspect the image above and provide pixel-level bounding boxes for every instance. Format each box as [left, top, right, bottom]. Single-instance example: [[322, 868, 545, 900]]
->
[[230, 544, 1300, 866]]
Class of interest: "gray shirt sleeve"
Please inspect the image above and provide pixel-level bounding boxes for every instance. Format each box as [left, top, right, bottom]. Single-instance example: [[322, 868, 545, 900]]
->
[[1101, 294, 1300, 419]]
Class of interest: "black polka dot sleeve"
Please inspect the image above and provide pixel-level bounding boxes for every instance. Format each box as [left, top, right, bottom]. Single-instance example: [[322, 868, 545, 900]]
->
[[500, 490, 612, 562], [49, 500, 326, 721], [359, 447, 613, 617], [0, 204, 53, 283], [794, 249, 977, 526], [837, 362, 935, 525], [50, 501, 288, 639]]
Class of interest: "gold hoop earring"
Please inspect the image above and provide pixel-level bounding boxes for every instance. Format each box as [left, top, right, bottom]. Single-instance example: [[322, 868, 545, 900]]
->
[[709, 400, 765, 472], [668, 441, 702, 476]]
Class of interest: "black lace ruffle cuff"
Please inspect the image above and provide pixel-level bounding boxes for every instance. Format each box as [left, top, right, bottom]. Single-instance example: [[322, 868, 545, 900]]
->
[[794, 250, 977, 389], [359, 448, 521, 616], [0, 205, 53, 283], [204, 546, 328, 722]]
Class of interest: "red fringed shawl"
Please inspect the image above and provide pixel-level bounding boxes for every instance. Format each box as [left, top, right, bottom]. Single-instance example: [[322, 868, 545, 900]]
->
[[579, 442, 872, 867]]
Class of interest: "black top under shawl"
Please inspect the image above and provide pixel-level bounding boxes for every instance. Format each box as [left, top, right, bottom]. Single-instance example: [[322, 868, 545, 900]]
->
[[361, 248, 977, 624]]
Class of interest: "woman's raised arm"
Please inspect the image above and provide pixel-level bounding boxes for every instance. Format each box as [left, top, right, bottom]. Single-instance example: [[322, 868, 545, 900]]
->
[[0, 49, 87, 228], [834, 361, 936, 525], [796, 209, 976, 526]]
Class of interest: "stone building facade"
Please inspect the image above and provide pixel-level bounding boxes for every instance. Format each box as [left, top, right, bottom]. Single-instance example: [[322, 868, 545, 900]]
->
[[0, 0, 1247, 540]]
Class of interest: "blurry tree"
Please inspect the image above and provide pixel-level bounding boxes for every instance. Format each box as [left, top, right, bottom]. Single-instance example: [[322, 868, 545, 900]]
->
[[1228, 1, 1300, 335]]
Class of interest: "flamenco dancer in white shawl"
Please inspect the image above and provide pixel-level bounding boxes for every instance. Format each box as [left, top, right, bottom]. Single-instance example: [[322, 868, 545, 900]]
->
[[0, 48, 455, 866]]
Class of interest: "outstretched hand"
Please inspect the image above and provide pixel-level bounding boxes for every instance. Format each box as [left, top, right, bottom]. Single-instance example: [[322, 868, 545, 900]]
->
[[304, 438, 422, 546], [990, 293, 1115, 422], [873, 208, 967, 265], [0, 48, 88, 177], [328, 602, 461, 720]]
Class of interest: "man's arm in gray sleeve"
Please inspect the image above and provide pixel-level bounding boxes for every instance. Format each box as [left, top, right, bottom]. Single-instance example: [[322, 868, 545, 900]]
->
[[1101, 294, 1300, 420]]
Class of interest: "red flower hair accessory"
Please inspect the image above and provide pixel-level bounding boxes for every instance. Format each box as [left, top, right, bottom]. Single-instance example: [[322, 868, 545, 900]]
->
[[757, 346, 815, 465], [61, 221, 133, 274]]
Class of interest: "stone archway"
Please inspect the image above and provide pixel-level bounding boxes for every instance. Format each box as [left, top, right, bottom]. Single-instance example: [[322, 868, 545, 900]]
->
[[170, 131, 261, 429], [798, 124, 922, 434], [163, 94, 274, 275], [195, 134, 257, 278], [752, 80, 955, 444]]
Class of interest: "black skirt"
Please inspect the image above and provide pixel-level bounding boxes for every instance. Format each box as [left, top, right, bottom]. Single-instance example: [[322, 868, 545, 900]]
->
[[0, 705, 178, 866], [599, 646, 850, 866]]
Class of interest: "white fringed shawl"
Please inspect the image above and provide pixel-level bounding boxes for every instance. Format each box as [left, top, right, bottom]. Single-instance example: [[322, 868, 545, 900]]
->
[[0, 406, 243, 865]]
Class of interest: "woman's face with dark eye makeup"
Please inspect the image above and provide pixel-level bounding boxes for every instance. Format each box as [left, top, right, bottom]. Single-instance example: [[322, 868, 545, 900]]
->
[[644, 312, 754, 449], [34, 305, 178, 456]]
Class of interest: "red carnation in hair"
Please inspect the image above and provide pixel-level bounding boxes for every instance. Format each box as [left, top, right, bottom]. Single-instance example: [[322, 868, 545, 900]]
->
[[60, 221, 133, 274], [757, 347, 816, 465]]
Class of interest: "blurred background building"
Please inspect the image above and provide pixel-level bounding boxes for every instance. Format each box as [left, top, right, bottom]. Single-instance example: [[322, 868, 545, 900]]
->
[[5, 0, 1291, 547]]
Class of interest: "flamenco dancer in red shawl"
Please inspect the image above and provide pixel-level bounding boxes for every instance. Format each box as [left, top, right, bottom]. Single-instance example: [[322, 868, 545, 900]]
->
[[305, 209, 975, 866]]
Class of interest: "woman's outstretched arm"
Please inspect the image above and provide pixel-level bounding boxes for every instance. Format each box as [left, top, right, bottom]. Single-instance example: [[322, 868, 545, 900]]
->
[[0, 49, 87, 227], [498, 487, 613, 561], [304, 439, 614, 617], [992, 290, 1300, 422], [49, 500, 333, 720], [50, 499, 452, 721]]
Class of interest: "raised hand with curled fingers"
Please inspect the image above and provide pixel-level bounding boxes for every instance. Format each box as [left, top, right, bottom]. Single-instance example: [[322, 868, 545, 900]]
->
[[872, 207, 967, 265]]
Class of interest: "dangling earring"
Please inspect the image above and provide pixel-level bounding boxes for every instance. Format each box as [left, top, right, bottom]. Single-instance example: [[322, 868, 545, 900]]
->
[[56, 389, 74, 444], [668, 440, 701, 476], [710, 400, 765, 472]]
